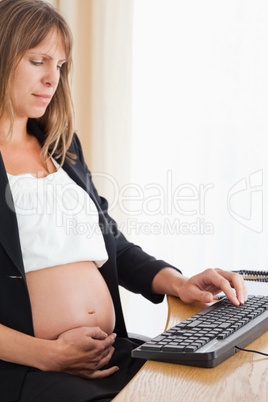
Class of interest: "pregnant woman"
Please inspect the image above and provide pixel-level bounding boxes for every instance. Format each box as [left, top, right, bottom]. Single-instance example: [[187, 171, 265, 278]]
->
[[0, 1, 247, 401]]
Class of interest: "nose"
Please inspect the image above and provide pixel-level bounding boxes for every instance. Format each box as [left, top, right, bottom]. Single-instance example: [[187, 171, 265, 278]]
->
[[42, 65, 60, 88]]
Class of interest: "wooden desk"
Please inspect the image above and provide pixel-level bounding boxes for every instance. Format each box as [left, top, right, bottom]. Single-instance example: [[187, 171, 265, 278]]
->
[[113, 296, 268, 402]]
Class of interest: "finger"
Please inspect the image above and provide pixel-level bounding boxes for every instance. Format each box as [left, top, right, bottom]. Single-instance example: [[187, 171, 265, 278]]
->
[[84, 327, 109, 340], [198, 290, 214, 304], [91, 334, 116, 359], [64, 346, 116, 375], [100, 333, 117, 350], [188, 268, 239, 305], [95, 332, 117, 349], [208, 269, 240, 305], [184, 284, 214, 304], [97, 346, 116, 370], [83, 331, 116, 354], [215, 269, 247, 304], [88, 365, 119, 380]]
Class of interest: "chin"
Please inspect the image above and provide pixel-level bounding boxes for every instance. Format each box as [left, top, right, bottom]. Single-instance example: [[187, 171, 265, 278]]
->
[[29, 109, 48, 119]]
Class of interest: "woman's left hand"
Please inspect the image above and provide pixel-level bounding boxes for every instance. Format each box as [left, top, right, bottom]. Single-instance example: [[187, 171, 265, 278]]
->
[[176, 268, 247, 305], [152, 267, 247, 305]]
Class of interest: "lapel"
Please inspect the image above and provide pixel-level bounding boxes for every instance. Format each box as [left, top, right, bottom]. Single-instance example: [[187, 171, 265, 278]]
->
[[0, 153, 25, 277]]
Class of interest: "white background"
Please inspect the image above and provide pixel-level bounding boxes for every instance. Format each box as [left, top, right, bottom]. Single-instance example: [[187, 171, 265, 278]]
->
[[124, 0, 268, 337]]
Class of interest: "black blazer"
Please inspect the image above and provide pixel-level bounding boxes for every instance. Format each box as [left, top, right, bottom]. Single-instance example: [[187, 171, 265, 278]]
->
[[0, 119, 177, 400]]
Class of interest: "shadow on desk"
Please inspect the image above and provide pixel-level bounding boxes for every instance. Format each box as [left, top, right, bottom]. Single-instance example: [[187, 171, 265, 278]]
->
[[113, 296, 268, 402]]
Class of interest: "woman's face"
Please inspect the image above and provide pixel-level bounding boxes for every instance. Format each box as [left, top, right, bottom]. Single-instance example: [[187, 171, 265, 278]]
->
[[9, 28, 67, 121]]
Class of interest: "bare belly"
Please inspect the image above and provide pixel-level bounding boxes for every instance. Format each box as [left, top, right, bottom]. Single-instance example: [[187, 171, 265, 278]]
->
[[26, 261, 115, 340]]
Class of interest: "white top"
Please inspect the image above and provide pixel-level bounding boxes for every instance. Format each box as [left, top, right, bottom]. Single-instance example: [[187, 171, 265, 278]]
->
[[7, 159, 108, 273]]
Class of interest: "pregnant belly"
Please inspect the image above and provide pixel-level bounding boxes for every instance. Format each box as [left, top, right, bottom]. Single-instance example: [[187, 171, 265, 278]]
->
[[26, 261, 115, 340]]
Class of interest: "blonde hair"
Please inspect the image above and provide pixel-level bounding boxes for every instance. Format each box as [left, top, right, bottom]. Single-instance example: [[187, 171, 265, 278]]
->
[[0, 0, 75, 164]]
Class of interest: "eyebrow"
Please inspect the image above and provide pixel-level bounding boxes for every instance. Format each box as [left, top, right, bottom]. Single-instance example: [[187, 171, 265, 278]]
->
[[27, 52, 67, 63]]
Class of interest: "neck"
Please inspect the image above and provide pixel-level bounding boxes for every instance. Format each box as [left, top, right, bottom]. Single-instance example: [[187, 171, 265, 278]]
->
[[0, 115, 29, 145]]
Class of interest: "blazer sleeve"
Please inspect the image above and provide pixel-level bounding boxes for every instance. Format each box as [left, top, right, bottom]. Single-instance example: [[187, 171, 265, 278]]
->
[[71, 134, 182, 303]]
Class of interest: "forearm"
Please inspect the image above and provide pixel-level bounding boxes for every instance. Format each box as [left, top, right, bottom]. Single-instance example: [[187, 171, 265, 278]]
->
[[0, 323, 57, 371], [151, 267, 187, 297], [0, 324, 119, 380]]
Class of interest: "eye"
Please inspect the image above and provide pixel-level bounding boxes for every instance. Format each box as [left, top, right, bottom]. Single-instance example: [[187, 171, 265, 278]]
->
[[30, 60, 43, 67]]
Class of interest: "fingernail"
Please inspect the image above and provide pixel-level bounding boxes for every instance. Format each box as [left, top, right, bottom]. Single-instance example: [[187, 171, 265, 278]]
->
[[234, 297, 240, 305]]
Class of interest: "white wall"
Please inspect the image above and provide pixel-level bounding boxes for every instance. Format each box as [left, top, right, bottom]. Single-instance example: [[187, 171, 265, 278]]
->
[[124, 0, 268, 337]]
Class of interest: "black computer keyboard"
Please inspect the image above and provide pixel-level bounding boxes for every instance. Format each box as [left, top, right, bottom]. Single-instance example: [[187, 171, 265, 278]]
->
[[132, 295, 268, 368]]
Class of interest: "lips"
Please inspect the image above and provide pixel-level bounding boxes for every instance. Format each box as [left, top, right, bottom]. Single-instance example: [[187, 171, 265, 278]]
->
[[32, 94, 52, 104]]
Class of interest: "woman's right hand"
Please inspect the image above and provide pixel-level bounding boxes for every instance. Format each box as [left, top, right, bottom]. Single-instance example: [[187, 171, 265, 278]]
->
[[52, 326, 119, 379]]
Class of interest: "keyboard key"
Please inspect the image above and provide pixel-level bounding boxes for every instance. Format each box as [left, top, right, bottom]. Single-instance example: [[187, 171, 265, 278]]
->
[[162, 345, 185, 352], [217, 333, 227, 340], [186, 320, 203, 328], [199, 337, 211, 343], [218, 322, 232, 329], [152, 335, 166, 342], [185, 345, 198, 352], [230, 323, 242, 331], [140, 343, 163, 351]]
